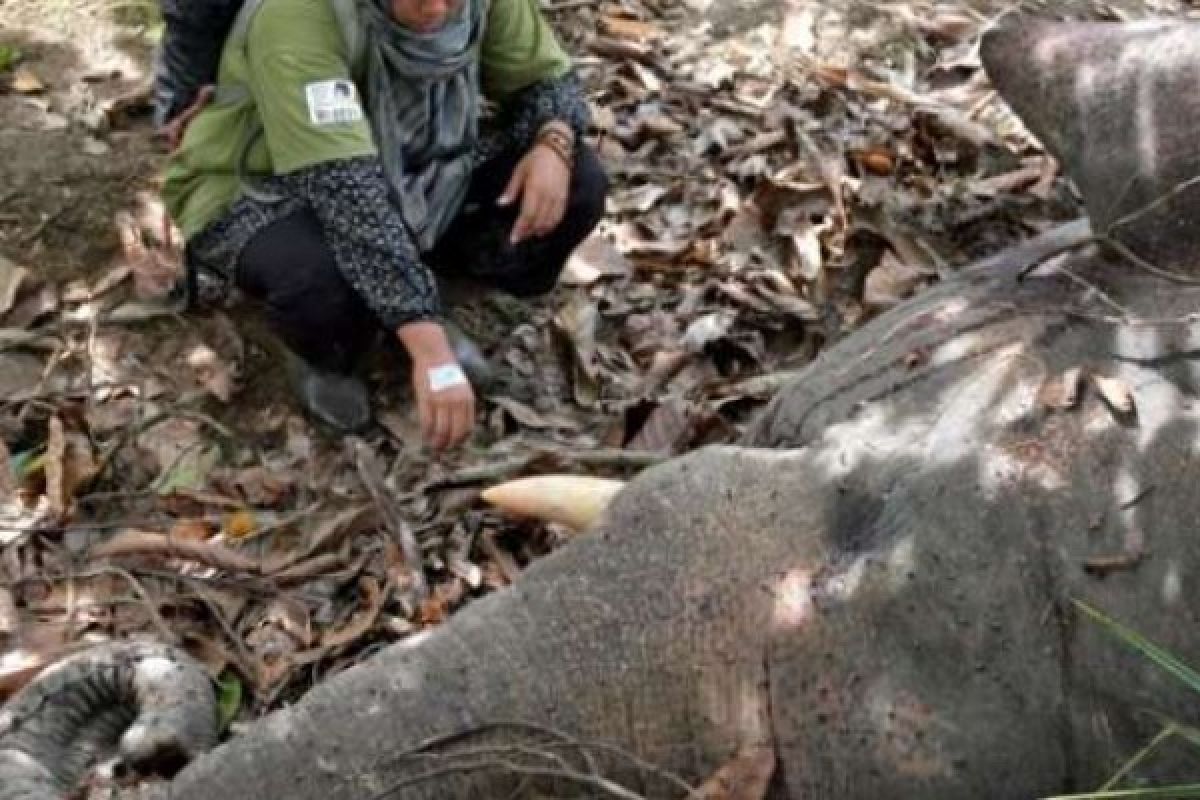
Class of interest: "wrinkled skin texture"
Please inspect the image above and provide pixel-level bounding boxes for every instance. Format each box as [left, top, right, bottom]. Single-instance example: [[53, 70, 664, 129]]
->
[[0, 643, 216, 800], [157, 253, 1200, 800], [12, 16, 1200, 800]]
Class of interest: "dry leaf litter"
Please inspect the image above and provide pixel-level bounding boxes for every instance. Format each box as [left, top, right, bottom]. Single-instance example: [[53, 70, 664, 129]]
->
[[0, 0, 1189, 764]]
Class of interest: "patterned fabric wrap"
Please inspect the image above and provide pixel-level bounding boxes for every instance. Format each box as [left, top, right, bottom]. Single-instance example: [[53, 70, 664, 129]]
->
[[355, 0, 485, 251]]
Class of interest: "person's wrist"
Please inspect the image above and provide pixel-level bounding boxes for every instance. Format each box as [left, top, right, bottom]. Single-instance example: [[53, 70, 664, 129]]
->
[[534, 136, 573, 172], [397, 320, 456, 364]]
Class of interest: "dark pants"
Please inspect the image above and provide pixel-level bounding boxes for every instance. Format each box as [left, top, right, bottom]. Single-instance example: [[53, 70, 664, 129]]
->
[[236, 147, 608, 372]]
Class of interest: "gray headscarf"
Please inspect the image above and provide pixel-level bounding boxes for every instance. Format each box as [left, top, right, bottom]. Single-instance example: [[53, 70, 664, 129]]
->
[[354, 0, 485, 251]]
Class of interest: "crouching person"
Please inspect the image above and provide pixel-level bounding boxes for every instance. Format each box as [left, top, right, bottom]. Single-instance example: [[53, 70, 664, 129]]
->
[[161, 0, 607, 447]]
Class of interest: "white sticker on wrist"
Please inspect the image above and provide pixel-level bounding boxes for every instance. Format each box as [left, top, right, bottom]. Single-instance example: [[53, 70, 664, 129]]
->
[[428, 364, 468, 393]]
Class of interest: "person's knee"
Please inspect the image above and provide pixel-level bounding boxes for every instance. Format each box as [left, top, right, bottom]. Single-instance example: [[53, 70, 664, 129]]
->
[[239, 212, 373, 368], [568, 147, 609, 232], [500, 148, 608, 297]]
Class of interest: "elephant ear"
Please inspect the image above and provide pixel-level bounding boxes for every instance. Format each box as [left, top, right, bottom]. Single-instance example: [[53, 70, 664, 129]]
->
[[981, 17, 1200, 271]]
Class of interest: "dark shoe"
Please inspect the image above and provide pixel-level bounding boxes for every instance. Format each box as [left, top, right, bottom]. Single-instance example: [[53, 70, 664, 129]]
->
[[284, 352, 372, 434], [443, 319, 494, 392]]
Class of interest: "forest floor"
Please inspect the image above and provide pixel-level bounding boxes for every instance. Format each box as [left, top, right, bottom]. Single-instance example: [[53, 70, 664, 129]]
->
[[0, 0, 1190, 757]]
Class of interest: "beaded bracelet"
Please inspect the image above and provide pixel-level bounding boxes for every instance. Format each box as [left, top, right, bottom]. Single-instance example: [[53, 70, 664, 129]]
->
[[536, 120, 575, 171]]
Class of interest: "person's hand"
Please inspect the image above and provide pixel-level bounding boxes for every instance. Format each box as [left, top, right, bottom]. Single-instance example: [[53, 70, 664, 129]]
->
[[397, 321, 476, 452], [160, 85, 215, 152], [498, 142, 571, 245]]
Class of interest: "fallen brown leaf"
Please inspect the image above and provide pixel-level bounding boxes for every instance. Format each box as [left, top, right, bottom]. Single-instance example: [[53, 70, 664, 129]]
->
[[0, 586, 18, 638], [492, 396, 582, 432], [0, 255, 29, 318], [599, 15, 663, 41], [186, 344, 236, 403], [628, 401, 695, 454], [1092, 374, 1135, 415], [689, 743, 776, 800], [0, 436, 13, 498], [1038, 367, 1084, 411], [89, 529, 261, 573], [418, 578, 467, 626], [169, 517, 214, 543], [317, 577, 386, 652], [0, 648, 50, 699], [863, 251, 929, 310], [11, 65, 45, 94], [44, 416, 67, 520], [853, 146, 896, 176], [561, 232, 632, 286]]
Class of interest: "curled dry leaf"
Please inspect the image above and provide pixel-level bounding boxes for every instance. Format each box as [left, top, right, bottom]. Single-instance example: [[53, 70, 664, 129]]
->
[[481, 475, 626, 532], [266, 596, 316, 649], [312, 577, 386, 653]]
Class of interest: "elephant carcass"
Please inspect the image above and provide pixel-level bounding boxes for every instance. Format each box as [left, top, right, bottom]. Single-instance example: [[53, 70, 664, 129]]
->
[[11, 14, 1200, 800]]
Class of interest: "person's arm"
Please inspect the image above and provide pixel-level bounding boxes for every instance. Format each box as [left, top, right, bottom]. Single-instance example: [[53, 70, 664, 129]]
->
[[154, 0, 243, 127], [479, 0, 593, 243], [271, 158, 474, 450], [477, 70, 590, 164], [244, 0, 475, 449], [272, 156, 440, 330]]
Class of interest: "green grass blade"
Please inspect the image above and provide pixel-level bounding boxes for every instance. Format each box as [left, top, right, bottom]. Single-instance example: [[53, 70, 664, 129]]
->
[[1168, 722, 1200, 751], [1097, 725, 1178, 792], [1044, 784, 1200, 799], [1073, 599, 1200, 696]]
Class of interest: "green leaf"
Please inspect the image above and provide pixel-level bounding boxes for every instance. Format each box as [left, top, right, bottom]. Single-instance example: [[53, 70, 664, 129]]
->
[[0, 44, 21, 73], [11, 447, 44, 480], [1073, 599, 1200, 697], [215, 671, 243, 732], [1097, 724, 1177, 792], [153, 444, 220, 495]]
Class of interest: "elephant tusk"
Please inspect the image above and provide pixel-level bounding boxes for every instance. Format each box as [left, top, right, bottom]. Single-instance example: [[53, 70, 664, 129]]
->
[[481, 475, 626, 531]]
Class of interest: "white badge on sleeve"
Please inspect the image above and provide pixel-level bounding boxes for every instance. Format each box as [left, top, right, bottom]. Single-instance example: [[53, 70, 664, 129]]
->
[[428, 364, 468, 393], [305, 79, 364, 126]]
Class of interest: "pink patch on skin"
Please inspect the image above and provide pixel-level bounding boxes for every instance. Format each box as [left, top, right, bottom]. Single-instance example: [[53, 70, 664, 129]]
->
[[771, 567, 813, 630]]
